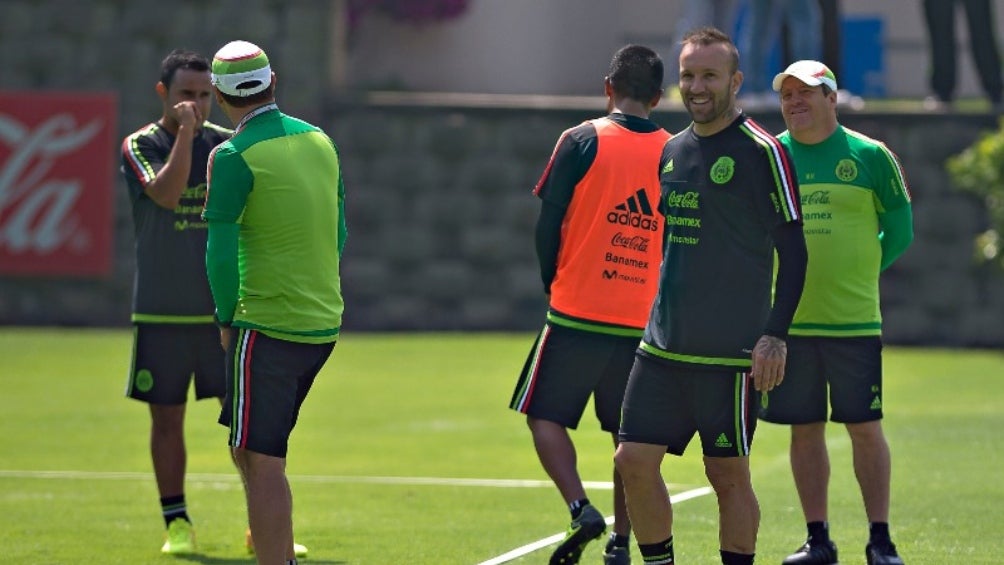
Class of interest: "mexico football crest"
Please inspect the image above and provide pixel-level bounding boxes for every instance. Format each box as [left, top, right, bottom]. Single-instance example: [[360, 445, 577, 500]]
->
[[835, 158, 858, 182], [710, 156, 735, 184]]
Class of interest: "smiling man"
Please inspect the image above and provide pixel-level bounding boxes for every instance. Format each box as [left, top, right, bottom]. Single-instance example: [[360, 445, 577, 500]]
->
[[762, 60, 913, 565], [614, 27, 807, 565]]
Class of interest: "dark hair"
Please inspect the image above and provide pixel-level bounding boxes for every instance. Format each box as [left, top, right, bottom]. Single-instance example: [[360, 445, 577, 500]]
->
[[680, 26, 740, 74], [821, 84, 833, 97], [160, 49, 210, 89], [218, 81, 276, 108], [608, 44, 664, 102]]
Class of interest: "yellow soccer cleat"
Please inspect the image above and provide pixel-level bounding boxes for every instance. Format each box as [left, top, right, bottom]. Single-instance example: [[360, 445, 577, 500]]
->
[[246, 528, 308, 558], [161, 518, 196, 555]]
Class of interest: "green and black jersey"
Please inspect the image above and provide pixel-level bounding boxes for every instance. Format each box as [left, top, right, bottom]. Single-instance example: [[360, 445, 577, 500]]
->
[[120, 121, 231, 322], [203, 105, 345, 344], [641, 114, 802, 369], [779, 125, 912, 337]]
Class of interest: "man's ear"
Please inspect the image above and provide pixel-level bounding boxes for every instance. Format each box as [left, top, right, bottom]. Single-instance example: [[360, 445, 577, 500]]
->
[[649, 89, 663, 110], [155, 81, 167, 101]]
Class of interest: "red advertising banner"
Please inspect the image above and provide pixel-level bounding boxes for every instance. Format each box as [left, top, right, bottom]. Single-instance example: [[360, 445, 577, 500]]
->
[[0, 91, 117, 277]]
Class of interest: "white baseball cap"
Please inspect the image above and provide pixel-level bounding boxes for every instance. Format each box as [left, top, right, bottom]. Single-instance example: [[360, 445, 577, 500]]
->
[[772, 60, 838, 92], [211, 40, 272, 97]]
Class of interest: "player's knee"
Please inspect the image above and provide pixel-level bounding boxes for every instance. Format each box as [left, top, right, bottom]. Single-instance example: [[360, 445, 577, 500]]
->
[[613, 444, 654, 480], [703, 459, 751, 494]]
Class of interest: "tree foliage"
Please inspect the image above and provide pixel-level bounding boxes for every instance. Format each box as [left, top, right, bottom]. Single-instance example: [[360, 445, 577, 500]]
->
[[946, 117, 1004, 266]]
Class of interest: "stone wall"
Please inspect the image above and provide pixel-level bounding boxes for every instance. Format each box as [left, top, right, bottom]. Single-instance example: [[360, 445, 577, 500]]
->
[[325, 103, 1004, 346], [2, 0, 1003, 346]]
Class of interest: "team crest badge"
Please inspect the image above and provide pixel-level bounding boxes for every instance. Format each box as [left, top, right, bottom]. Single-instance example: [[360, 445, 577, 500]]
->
[[835, 158, 858, 182], [135, 369, 154, 392], [710, 156, 735, 184]]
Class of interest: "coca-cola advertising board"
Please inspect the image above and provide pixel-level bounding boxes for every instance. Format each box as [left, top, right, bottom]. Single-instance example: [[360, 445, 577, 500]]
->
[[0, 91, 117, 277]]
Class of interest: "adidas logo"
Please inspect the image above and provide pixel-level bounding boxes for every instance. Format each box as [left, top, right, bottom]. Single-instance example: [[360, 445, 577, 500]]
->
[[871, 396, 882, 410], [714, 433, 733, 448], [662, 158, 674, 174], [607, 188, 659, 231]]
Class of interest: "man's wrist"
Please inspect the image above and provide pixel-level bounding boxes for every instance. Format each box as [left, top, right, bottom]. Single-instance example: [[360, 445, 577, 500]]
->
[[213, 312, 232, 328], [763, 329, 787, 340]]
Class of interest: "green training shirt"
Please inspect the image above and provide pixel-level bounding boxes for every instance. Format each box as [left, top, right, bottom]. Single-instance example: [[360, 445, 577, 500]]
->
[[203, 105, 345, 343], [779, 125, 911, 337]]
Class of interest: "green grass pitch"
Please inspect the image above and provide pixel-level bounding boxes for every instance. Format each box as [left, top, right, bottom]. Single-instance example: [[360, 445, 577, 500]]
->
[[1, 328, 1002, 563]]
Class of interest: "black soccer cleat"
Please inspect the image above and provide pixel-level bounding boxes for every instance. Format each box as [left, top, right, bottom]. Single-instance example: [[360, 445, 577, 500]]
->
[[602, 531, 632, 565], [866, 540, 904, 565], [781, 537, 838, 565], [549, 504, 606, 565], [603, 544, 631, 565]]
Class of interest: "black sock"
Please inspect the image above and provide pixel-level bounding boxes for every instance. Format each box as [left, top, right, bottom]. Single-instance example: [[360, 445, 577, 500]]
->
[[807, 520, 830, 543], [569, 498, 590, 519], [640, 536, 674, 564], [160, 494, 189, 527], [606, 532, 630, 551], [720, 549, 754, 565], [869, 522, 891, 544]]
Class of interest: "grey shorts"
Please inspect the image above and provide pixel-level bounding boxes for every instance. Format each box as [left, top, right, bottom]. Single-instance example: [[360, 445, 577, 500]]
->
[[759, 336, 883, 425]]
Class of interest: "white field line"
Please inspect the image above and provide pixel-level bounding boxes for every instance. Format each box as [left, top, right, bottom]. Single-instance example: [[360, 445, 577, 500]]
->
[[0, 468, 710, 565], [0, 469, 634, 489], [475, 486, 714, 565]]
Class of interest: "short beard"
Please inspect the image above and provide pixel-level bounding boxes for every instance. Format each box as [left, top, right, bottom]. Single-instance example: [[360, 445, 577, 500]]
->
[[686, 92, 733, 125]]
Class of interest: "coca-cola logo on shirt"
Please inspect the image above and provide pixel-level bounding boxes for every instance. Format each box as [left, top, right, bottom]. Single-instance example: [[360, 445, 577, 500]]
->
[[0, 92, 116, 277], [610, 232, 650, 252]]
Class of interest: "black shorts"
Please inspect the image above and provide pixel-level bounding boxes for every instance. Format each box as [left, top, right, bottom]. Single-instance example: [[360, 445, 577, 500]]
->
[[219, 329, 335, 458], [125, 324, 226, 404], [509, 323, 639, 433], [759, 336, 883, 425], [618, 352, 760, 457]]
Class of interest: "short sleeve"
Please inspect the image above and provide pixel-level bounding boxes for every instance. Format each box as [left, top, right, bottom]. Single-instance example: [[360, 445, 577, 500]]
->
[[120, 132, 164, 198]]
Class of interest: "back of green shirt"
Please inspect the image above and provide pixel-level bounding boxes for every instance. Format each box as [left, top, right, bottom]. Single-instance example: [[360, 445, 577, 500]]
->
[[779, 126, 911, 337], [204, 108, 344, 343]]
